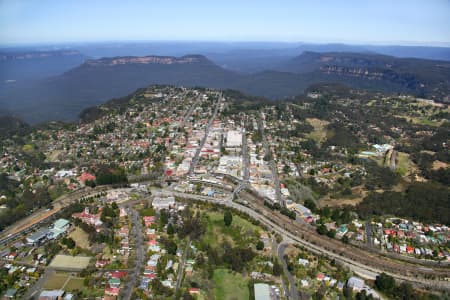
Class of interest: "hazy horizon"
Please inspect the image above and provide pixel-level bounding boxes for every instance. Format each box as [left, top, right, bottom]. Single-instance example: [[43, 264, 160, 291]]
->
[[2, 40, 450, 49], [1, 0, 449, 47]]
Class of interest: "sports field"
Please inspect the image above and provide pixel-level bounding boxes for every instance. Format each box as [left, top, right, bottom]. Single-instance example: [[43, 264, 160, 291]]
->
[[49, 254, 91, 271], [44, 272, 84, 290]]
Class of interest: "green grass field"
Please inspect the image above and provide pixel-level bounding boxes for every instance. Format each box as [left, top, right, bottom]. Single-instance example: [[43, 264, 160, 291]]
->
[[202, 211, 260, 247], [213, 268, 249, 300], [64, 277, 84, 290], [396, 152, 411, 176], [44, 273, 69, 289], [44, 272, 84, 290]]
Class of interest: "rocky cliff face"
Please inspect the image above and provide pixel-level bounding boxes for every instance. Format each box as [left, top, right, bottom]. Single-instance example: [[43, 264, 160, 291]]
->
[[320, 65, 385, 80]]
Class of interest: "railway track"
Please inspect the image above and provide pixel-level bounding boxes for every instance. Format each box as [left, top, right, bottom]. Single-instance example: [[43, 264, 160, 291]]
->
[[242, 193, 450, 283]]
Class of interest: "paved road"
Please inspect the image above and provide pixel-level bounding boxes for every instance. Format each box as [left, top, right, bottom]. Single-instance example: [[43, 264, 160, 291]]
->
[[0, 186, 108, 245], [121, 207, 145, 300], [188, 93, 222, 175], [242, 128, 250, 181], [257, 113, 283, 206], [390, 150, 397, 171], [173, 239, 191, 299], [167, 94, 201, 153], [13, 176, 450, 298], [271, 238, 289, 299], [277, 242, 299, 300], [24, 267, 55, 300], [155, 189, 450, 291]]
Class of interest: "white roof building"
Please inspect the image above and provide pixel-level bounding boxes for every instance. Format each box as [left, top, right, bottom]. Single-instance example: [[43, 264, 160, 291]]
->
[[254, 283, 271, 300], [152, 196, 176, 210], [347, 277, 365, 291], [226, 130, 242, 148]]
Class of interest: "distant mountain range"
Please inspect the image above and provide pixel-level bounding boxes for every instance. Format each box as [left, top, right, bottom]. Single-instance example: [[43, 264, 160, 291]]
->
[[0, 48, 449, 124], [0, 50, 85, 85], [276, 51, 450, 99]]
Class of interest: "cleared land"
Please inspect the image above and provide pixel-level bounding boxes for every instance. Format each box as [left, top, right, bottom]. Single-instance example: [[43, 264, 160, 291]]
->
[[395, 152, 412, 176], [203, 211, 260, 246], [44, 273, 70, 289], [44, 272, 84, 291], [306, 118, 329, 145], [68, 226, 90, 249], [64, 277, 84, 290], [213, 268, 249, 300], [49, 254, 91, 271], [432, 160, 448, 170]]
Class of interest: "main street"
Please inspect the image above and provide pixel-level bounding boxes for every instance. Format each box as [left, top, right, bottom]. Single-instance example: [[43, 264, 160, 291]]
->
[[242, 126, 250, 182], [257, 113, 283, 206], [188, 93, 222, 175]]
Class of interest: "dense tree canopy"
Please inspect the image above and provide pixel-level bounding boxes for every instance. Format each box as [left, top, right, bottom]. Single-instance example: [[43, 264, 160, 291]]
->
[[357, 182, 450, 224]]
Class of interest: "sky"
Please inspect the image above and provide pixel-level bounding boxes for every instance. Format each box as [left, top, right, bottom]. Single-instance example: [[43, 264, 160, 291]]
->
[[0, 0, 449, 46]]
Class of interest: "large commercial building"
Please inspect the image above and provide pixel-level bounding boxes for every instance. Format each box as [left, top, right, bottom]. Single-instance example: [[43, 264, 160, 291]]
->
[[226, 130, 242, 148], [26, 228, 50, 246]]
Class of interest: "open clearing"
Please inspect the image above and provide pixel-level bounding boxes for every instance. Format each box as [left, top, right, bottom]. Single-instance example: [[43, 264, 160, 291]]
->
[[46, 150, 63, 162], [44, 273, 69, 289], [64, 277, 84, 290], [69, 226, 90, 249], [306, 118, 329, 145], [396, 152, 412, 176], [319, 186, 366, 207], [432, 160, 448, 170], [49, 254, 91, 271], [213, 268, 249, 300], [203, 210, 260, 246], [44, 272, 84, 290]]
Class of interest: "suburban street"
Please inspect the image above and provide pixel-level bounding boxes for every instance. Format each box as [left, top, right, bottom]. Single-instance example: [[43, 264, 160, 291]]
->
[[121, 207, 145, 300], [24, 268, 55, 300], [173, 239, 191, 299], [167, 93, 201, 152], [277, 242, 299, 300]]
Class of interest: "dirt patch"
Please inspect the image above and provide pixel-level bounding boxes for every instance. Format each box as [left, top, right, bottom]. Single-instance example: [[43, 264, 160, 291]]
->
[[49, 254, 91, 271], [318, 186, 366, 207], [306, 118, 329, 145], [68, 227, 90, 249], [432, 160, 448, 170]]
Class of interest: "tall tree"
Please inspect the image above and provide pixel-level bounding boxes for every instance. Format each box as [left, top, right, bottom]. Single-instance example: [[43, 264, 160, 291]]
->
[[224, 210, 233, 227]]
